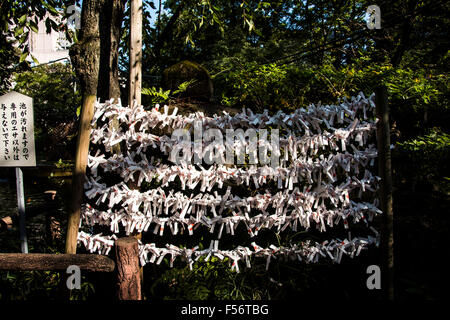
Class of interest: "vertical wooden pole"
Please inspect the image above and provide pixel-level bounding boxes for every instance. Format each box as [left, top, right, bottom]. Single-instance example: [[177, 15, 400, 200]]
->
[[115, 237, 142, 300], [129, 0, 142, 107], [66, 95, 97, 254], [128, 0, 144, 292], [15, 167, 28, 253], [375, 86, 394, 300]]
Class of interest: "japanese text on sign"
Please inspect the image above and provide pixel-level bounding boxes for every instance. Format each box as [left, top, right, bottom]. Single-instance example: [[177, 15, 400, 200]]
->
[[0, 91, 36, 167]]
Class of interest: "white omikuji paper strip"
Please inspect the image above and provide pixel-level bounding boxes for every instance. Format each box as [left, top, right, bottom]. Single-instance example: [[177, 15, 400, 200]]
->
[[87, 147, 378, 190], [89, 116, 375, 156], [81, 176, 381, 237], [77, 230, 380, 272], [77, 92, 382, 271], [91, 92, 375, 134]]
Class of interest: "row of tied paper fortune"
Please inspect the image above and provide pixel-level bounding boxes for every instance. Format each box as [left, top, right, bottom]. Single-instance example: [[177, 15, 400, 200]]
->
[[77, 92, 382, 272]]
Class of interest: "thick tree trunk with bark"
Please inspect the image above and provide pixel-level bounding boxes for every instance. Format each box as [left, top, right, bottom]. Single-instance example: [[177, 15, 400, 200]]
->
[[98, 0, 126, 101], [66, 0, 101, 254], [98, 0, 126, 157], [70, 0, 101, 97]]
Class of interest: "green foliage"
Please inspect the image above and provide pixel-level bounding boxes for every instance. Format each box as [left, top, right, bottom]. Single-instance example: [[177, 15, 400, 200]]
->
[[142, 79, 197, 105], [13, 63, 80, 127], [0, 270, 60, 300], [395, 128, 450, 188], [0, 270, 95, 300], [54, 159, 74, 169], [173, 79, 197, 95], [13, 63, 80, 160], [217, 62, 295, 111], [0, 0, 63, 63], [148, 257, 265, 300], [308, 62, 449, 136], [142, 86, 171, 104], [69, 280, 96, 300], [0, 36, 28, 93], [141, 1, 449, 301]]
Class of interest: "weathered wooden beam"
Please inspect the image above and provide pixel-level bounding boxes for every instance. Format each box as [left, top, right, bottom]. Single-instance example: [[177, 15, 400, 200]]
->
[[0, 253, 115, 272], [115, 237, 141, 300]]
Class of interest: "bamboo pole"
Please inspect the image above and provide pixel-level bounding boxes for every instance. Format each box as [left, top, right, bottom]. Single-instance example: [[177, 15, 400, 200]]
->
[[375, 86, 394, 300]]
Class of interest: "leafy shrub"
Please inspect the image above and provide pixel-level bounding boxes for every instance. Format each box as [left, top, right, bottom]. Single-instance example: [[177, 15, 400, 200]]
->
[[394, 128, 450, 190], [12, 63, 80, 160], [217, 62, 294, 111], [0, 270, 94, 300], [142, 79, 197, 105], [147, 257, 258, 300], [13, 63, 80, 130]]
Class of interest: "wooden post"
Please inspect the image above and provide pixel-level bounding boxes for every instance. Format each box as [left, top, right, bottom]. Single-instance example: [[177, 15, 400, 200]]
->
[[65, 95, 97, 254], [15, 167, 28, 253], [115, 237, 142, 300], [375, 86, 394, 300], [128, 0, 144, 290], [129, 0, 142, 107]]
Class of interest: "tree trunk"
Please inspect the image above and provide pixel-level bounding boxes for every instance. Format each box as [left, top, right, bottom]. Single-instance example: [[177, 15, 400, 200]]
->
[[157, 0, 162, 38], [115, 237, 142, 300], [98, 0, 126, 102], [98, 0, 126, 157], [66, 0, 101, 254], [375, 86, 394, 300]]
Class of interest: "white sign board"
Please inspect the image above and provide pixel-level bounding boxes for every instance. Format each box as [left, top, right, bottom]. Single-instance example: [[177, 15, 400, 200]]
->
[[0, 91, 36, 167]]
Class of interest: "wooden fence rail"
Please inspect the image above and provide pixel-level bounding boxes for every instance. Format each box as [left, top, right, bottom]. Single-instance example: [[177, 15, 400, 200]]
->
[[0, 253, 115, 272], [0, 237, 141, 300]]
